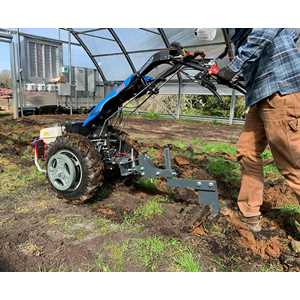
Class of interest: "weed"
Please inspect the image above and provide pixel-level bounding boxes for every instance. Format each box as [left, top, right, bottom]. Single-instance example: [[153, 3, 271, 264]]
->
[[18, 241, 43, 256], [0, 157, 46, 195], [206, 157, 240, 185], [173, 250, 201, 272], [279, 204, 300, 215], [134, 236, 166, 271], [258, 263, 283, 272], [201, 142, 236, 156], [134, 177, 160, 194], [146, 147, 159, 159], [143, 112, 161, 120], [128, 196, 164, 224]]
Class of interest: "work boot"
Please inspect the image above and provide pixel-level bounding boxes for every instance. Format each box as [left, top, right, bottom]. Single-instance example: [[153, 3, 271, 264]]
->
[[238, 212, 262, 233]]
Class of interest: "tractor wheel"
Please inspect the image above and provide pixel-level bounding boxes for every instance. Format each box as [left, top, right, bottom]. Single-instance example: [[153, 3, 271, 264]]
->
[[46, 133, 104, 203]]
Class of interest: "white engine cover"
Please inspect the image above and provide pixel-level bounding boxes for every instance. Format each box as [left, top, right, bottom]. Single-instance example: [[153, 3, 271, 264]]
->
[[40, 126, 65, 144]]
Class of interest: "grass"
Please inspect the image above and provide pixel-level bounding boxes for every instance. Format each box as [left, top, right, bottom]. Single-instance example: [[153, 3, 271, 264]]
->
[[0, 156, 46, 195], [142, 112, 161, 120], [134, 177, 160, 194], [96, 241, 129, 272], [95, 237, 201, 272], [18, 241, 43, 256], [258, 263, 284, 272], [127, 196, 164, 224], [207, 157, 240, 185], [146, 147, 160, 159]]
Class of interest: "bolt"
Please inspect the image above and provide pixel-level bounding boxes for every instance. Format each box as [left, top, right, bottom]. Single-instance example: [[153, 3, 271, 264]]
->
[[156, 171, 160, 176], [172, 172, 177, 176], [140, 167, 144, 171], [197, 181, 202, 186], [141, 172, 145, 176], [208, 182, 214, 187]]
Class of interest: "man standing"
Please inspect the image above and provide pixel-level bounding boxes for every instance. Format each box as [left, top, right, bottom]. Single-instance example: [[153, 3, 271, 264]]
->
[[217, 28, 300, 232]]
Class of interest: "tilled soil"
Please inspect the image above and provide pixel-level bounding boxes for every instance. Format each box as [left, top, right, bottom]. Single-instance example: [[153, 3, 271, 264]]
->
[[0, 114, 299, 272]]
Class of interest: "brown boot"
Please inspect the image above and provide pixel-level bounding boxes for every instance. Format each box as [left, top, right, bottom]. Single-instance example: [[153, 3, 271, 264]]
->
[[238, 212, 262, 233]]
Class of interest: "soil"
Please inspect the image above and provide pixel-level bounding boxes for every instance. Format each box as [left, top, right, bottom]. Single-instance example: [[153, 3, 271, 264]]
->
[[0, 114, 299, 272]]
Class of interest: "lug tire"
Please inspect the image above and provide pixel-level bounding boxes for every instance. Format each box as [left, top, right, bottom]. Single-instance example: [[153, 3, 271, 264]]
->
[[46, 133, 104, 203]]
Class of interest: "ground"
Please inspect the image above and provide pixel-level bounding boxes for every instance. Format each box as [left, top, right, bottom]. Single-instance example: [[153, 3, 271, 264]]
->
[[0, 113, 299, 272]]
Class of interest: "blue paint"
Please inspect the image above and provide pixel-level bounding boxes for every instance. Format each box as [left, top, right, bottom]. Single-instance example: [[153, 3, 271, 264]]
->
[[82, 74, 154, 126]]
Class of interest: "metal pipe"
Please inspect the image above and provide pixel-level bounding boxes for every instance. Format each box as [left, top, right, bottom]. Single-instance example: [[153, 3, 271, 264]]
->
[[108, 28, 136, 73], [68, 30, 73, 115], [16, 29, 24, 117], [10, 42, 18, 119], [229, 89, 236, 125]]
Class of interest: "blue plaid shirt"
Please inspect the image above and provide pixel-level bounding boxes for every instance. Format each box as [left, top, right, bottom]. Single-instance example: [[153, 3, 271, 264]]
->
[[228, 28, 300, 107]]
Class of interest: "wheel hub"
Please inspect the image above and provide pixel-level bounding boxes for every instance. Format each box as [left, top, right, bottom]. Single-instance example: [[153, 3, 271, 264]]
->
[[48, 151, 78, 191]]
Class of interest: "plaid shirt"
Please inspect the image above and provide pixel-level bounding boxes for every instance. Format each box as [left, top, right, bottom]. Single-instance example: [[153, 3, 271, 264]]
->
[[229, 28, 300, 107]]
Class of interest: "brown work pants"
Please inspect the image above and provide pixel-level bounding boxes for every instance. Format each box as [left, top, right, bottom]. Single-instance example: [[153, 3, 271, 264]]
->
[[237, 92, 300, 217]]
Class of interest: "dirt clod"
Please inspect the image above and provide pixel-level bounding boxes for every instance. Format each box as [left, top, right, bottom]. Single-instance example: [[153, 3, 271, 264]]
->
[[174, 155, 190, 166]]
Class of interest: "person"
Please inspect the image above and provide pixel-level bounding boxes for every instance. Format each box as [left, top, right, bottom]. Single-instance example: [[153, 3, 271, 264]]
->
[[216, 28, 300, 232]]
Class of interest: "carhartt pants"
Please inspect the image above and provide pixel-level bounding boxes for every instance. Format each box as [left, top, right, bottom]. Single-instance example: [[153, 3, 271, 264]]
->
[[237, 92, 300, 217]]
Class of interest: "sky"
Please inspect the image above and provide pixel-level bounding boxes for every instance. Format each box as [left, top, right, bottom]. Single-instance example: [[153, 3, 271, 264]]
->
[[0, 43, 10, 70]]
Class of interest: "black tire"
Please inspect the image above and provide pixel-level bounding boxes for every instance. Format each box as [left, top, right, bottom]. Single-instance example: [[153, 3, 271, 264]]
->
[[46, 133, 104, 203]]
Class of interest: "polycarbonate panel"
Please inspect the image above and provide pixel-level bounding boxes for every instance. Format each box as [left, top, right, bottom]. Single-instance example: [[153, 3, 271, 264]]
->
[[79, 32, 120, 55], [129, 51, 156, 71], [19, 28, 60, 40], [164, 28, 225, 47], [80, 29, 115, 40], [114, 28, 165, 51], [96, 54, 132, 81]]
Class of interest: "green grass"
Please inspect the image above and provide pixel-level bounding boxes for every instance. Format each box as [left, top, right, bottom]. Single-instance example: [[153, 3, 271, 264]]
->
[[0, 156, 46, 195], [134, 177, 160, 194], [258, 263, 283, 272], [146, 147, 160, 159], [134, 236, 166, 271], [94, 237, 201, 272], [142, 112, 161, 120], [201, 142, 236, 156], [279, 204, 300, 215], [206, 156, 240, 185], [128, 196, 164, 224], [173, 247, 201, 272], [96, 241, 129, 272]]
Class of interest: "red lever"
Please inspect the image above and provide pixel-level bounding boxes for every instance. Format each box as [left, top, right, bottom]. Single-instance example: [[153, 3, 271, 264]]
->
[[208, 64, 220, 76]]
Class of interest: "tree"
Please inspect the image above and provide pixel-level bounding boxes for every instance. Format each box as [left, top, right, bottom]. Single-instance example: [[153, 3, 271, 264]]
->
[[0, 70, 12, 88]]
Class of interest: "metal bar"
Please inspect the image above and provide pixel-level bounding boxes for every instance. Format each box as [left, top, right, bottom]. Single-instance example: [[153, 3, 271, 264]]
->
[[0, 33, 12, 40], [176, 73, 182, 119], [222, 29, 234, 60], [68, 29, 107, 83], [92, 42, 226, 57], [138, 28, 160, 35], [77, 32, 116, 42], [229, 89, 236, 125], [17, 32, 80, 47], [158, 28, 170, 47], [0, 38, 11, 43], [108, 28, 136, 73], [68, 31, 73, 115], [73, 28, 106, 34], [10, 41, 18, 119], [16, 29, 24, 117]]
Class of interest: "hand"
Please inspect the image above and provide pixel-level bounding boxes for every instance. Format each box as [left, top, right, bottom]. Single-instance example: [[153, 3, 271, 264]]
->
[[217, 66, 237, 82]]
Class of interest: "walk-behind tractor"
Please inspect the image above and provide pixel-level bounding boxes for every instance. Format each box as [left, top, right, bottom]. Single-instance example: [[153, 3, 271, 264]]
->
[[33, 43, 246, 217]]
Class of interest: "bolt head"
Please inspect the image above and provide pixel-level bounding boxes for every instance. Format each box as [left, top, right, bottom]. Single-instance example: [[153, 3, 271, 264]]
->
[[208, 182, 214, 187]]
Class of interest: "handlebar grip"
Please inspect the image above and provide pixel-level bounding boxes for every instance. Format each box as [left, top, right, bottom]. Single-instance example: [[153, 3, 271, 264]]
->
[[208, 64, 220, 75]]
